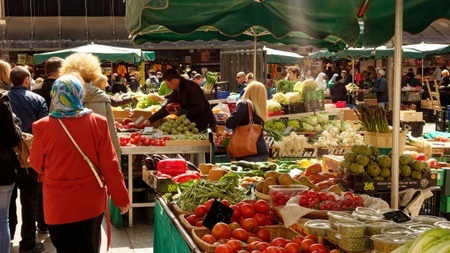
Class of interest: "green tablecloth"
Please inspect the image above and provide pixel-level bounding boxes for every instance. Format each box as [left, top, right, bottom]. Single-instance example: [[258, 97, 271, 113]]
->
[[154, 198, 199, 253]]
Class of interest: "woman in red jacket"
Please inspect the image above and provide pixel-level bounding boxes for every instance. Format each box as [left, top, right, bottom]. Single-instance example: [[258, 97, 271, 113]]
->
[[29, 74, 130, 253]]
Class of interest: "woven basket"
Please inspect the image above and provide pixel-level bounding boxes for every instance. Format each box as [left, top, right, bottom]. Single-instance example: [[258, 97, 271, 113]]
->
[[192, 225, 298, 253], [171, 204, 194, 217], [178, 214, 198, 232]]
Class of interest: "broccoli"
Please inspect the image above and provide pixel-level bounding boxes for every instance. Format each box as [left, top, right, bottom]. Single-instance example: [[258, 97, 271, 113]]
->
[[344, 152, 358, 163], [367, 161, 381, 177], [380, 167, 391, 179], [373, 176, 385, 181], [411, 170, 422, 180], [350, 163, 365, 175], [377, 155, 392, 168], [356, 155, 370, 167], [399, 154, 414, 165], [400, 164, 412, 178], [410, 160, 425, 172], [353, 145, 372, 156]]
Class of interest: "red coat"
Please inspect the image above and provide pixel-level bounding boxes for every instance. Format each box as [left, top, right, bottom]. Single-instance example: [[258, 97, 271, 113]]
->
[[29, 113, 130, 225]]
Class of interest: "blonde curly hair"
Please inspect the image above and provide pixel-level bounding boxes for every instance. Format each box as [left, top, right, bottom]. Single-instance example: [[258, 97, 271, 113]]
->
[[60, 53, 102, 84]]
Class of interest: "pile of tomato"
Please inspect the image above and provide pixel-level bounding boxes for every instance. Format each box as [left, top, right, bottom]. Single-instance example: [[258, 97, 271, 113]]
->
[[298, 190, 364, 211], [119, 132, 170, 147]]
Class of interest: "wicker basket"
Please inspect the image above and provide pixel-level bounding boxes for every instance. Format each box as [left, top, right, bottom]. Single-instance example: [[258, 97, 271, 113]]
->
[[192, 225, 298, 253], [171, 204, 194, 217], [178, 214, 198, 232]]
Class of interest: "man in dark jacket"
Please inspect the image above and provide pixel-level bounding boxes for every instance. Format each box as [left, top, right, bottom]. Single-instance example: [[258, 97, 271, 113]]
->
[[33, 57, 64, 109], [372, 69, 389, 109], [8, 66, 48, 253], [147, 69, 216, 132]]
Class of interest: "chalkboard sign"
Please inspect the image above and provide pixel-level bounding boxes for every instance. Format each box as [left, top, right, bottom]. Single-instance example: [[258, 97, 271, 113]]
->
[[202, 200, 234, 230]]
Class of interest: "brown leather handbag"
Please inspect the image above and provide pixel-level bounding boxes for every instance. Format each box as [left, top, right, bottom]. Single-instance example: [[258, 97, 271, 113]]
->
[[227, 100, 262, 158]]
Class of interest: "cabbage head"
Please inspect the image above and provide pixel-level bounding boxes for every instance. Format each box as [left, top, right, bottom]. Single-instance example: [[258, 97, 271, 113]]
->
[[285, 92, 302, 104], [301, 80, 319, 92], [271, 93, 289, 105], [267, 100, 282, 112]]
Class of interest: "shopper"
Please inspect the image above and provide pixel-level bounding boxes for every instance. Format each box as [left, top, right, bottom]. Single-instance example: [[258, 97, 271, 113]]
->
[[0, 91, 22, 253], [371, 69, 389, 109], [29, 74, 130, 253], [60, 53, 121, 158], [8, 66, 48, 253], [330, 76, 348, 103], [146, 69, 216, 132], [225, 81, 269, 162], [129, 71, 140, 92], [33, 57, 65, 109], [0, 60, 12, 91], [236, 71, 247, 97], [111, 73, 128, 94]]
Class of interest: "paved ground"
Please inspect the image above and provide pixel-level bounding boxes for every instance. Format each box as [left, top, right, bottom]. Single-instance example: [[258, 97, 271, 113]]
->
[[10, 197, 154, 253]]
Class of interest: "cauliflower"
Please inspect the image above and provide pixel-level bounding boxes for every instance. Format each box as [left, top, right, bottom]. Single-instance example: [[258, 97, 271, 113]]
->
[[377, 155, 392, 168], [411, 170, 422, 180], [301, 79, 319, 92], [285, 92, 302, 104], [400, 164, 412, 178], [380, 167, 391, 179], [272, 93, 289, 105], [400, 154, 414, 165], [350, 163, 365, 175], [411, 160, 426, 172], [356, 155, 370, 167], [367, 161, 381, 177], [267, 100, 282, 112]]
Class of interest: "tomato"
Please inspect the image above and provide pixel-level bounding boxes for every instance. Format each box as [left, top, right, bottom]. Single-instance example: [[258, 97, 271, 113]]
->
[[318, 192, 328, 202], [252, 213, 267, 226], [254, 200, 269, 214], [228, 222, 241, 232], [230, 205, 241, 220], [327, 194, 336, 201], [291, 235, 304, 245], [237, 251, 249, 253], [215, 244, 233, 253], [299, 196, 309, 206], [255, 227, 270, 242], [329, 250, 341, 253], [212, 222, 231, 240], [195, 205, 208, 218], [344, 192, 354, 198], [264, 246, 282, 253], [255, 242, 270, 251], [204, 199, 215, 211], [300, 239, 314, 252], [185, 214, 197, 225], [309, 243, 329, 253], [248, 241, 261, 251], [240, 203, 256, 218], [307, 190, 318, 199], [247, 236, 262, 244], [231, 228, 248, 242], [270, 237, 288, 248], [201, 234, 216, 244], [242, 218, 259, 233], [284, 242, 300, 253], [221, 199, 231, 207], [305, 235, 316, 242], [226, 239, 242, 252], [195, 220, 203, 227]]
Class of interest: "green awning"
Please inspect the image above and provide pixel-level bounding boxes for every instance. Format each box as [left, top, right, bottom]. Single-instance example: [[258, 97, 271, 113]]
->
[[265, 47, 303, 64]]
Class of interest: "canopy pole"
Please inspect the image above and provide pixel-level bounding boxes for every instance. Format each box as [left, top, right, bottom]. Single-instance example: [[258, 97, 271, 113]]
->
[[391, 0, 403, 209], [253, 36, 257, 76]]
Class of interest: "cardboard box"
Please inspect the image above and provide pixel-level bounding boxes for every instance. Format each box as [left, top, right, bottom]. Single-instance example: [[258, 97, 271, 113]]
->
[[338, 170, 437, 193], [400, 110, 423, 121], [364, 99, 378, 106], [322, 155, 344, 173], [343, 109, 359, 121]]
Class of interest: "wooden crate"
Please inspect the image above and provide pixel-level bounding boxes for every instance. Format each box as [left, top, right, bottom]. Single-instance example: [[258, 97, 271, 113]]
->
[[342, 109, 359, 121]]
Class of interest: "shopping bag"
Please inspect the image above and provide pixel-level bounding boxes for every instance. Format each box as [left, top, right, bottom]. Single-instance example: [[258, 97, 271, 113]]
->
[[108, 198, 123, 228]]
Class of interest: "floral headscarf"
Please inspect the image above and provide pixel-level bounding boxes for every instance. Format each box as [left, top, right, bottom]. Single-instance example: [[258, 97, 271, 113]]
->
[[49, 74, 92, 118]]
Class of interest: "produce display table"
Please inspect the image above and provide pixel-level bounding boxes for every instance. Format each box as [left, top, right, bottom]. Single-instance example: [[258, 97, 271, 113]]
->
[[154, 196, 202, 253], [121, 143, 212, 227]]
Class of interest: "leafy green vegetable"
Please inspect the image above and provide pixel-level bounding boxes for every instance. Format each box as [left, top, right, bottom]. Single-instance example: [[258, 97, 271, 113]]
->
[[407, 227, 450, 253]]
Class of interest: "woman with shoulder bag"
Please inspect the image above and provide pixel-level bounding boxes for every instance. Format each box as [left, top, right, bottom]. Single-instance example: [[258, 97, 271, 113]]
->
[[225, 81, 269, 162], [0, 91, 22, 252], [29, 74, 130, 253]]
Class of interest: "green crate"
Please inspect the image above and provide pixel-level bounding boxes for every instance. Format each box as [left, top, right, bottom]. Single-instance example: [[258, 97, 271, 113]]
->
[[436, 169, 445, 186], [440, 196, 450, 213]]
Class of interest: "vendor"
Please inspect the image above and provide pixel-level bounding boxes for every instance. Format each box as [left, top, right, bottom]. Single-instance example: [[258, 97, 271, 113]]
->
[[145, 69, 216, 132], [330, 76, 347, 103]]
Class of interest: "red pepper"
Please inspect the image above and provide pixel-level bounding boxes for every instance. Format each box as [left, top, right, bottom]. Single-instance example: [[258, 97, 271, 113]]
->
[[157, 158, 187, 177], [172, 171, 201, 183], [156, 171, 172, 179]]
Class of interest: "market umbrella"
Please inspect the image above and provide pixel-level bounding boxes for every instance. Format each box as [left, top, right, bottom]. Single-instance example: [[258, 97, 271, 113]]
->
[[264, 47, 304, 64], [33, 43, 155, 64], [402, 43, 450, 57]]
